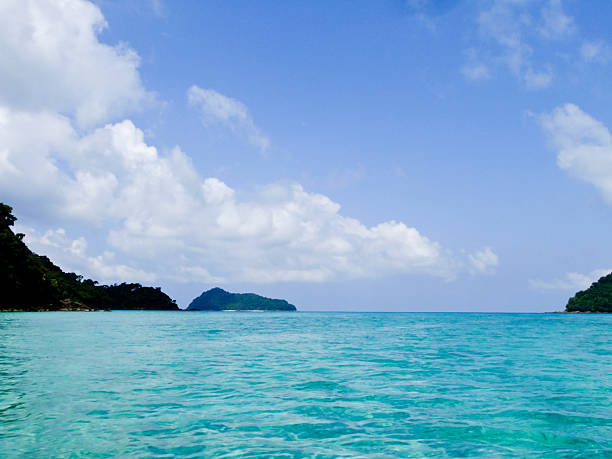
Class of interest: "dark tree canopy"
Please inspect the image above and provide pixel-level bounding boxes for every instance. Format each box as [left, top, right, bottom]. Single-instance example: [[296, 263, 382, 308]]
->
[[565, 273, 612, 313], [1, 205, 57, 308], [188, 287, 297, 311], [0, 203, 17, 227], [0, 203, 178, 311]]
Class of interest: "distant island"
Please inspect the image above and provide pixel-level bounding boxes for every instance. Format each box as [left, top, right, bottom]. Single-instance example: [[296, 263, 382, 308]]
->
[[188, 287, 297, 311], [565, 272, 612, 313], [1, 203, 178, 311]]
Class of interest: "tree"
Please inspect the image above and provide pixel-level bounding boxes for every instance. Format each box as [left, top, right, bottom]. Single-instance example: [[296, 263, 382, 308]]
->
[[0, 202, 179, 310]]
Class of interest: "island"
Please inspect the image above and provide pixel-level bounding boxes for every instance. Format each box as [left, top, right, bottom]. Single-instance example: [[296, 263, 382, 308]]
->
[[1, 203, 179, 311], [188, 287, 297, 311], [565, 272, 612, 313]]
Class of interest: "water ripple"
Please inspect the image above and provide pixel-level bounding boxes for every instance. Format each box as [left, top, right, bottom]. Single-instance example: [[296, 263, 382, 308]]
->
[[0, 312, 610, 457]]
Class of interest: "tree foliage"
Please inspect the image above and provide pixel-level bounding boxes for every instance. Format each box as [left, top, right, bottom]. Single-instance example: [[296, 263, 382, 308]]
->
[[565, 273, 612, 313], [0, 204, 58, 308], [0, 203, 178, 311], [188, 287, 296, 311]]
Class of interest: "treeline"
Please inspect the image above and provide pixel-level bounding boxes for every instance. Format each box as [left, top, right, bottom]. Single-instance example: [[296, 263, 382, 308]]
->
[[565, 272, 612, 313], [0, 203, 178, 311]]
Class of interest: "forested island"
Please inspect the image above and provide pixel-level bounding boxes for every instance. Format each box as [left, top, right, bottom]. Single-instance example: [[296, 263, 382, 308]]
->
[[565, 272, 612, 313], [188, 287, 297, 311], [1, 203, 178, 311]]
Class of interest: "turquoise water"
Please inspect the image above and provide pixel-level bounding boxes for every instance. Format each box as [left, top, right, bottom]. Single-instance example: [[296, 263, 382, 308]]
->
[[0, 312, 610, 457]]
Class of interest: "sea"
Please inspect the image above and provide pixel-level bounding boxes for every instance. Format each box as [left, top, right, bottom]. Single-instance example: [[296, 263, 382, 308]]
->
[[0, 311, 610, 457]]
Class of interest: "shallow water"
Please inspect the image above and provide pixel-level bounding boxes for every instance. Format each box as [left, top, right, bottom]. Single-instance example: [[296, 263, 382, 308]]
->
[[0, 311, 610, 457]]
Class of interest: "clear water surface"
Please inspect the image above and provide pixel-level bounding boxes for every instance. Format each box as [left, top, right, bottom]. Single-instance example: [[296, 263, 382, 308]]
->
[[0, 312, 610, 457]]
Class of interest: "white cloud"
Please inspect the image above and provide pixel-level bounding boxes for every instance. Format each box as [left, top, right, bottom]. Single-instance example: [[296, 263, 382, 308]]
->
[[529, 269, 612, 292], [468, 0, 576, 89], [539, 103, 612, 203], [16, 226, 157, 284], [468, 247, 499, 274], [540, 0, 574, 38], [581, 40, 611, 64], [524, 67, 553, 89], [0, 0, 150, 127], [1, 108, 474, 283], [202, 178, 235, 205], [462, 50, 491, 81], [0, 0, 498, 288], [187, 85, 270, 150]]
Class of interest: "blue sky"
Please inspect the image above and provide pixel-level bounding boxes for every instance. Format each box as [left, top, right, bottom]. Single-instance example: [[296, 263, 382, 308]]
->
[[2, 0, 612, 311]]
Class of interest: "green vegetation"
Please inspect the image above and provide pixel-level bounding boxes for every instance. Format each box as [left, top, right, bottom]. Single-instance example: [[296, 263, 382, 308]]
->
[[188, 287, 297, 311], [0, 203, 178, 311], [565, 272, 612, 313]]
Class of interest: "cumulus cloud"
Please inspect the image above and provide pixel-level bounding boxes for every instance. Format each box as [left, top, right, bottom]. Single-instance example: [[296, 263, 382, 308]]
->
[[539, 103, 612, 203], [468, 247, 499, 274], [0, 109, 467, 283], [15, 226, 157, 285], [187, 85, 270, 150], [0, 0, 497, 288], [0, 0, 150, 127], [529, 269, 612, 292]]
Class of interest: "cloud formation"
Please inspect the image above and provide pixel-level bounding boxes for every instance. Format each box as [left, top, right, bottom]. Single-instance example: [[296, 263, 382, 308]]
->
[[540, 0, 574, 38], [467, 0, 577, 89], [188, 85, 270, 150], [529, 268, 611, 292], [0, 0, 150, 127], [0, 105, 495, 284], [0, 0, 496, 288], [1, 102, 480, 283], [580, 40, 611, 64], [462, 63, 491, 81], [468, 247, 499, 274], [462, 49, 491, 81], [539, 103, 612, 203], [16, 226, 157, 284]]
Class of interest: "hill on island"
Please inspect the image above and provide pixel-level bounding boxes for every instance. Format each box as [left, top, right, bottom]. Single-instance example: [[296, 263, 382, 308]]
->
[[0, 203, 178, 311], [188, 287, 297, 311], [565, 272, 612, 313]]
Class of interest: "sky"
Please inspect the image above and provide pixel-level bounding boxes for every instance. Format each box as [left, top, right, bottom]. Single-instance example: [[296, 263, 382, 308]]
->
[[2, 0, 612, 311]]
